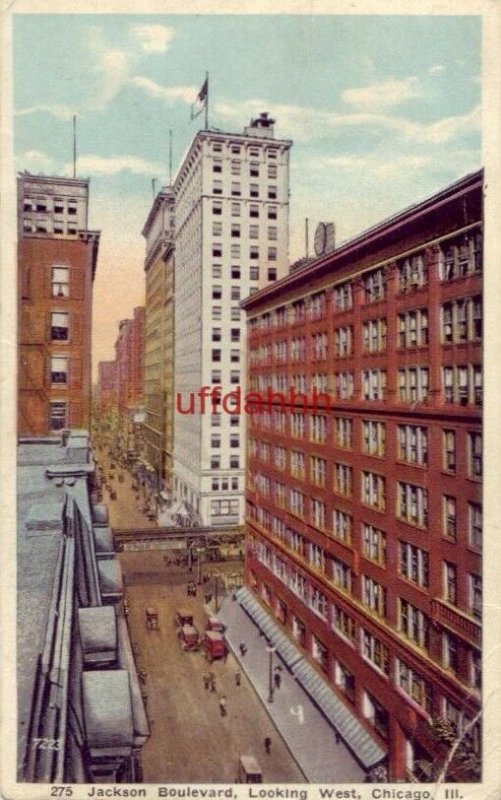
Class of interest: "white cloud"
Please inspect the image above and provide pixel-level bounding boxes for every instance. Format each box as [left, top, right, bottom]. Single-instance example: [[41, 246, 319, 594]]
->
[[130, 24, 175, 53], [341, 76, 423, 111], [429, 65, 446, 74], [16, 149, 57, 174], [88, 48, 130, 111], [64, 154, 164, 177], [15, 104, 75, 121], [130, 76, 197, 105]]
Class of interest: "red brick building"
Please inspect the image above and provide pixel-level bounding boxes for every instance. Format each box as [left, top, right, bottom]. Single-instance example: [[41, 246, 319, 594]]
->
[[96, 360, 117, 410], [114, 307, 145, 453], [18, 173, 100, 435], [242, 170, 482, 782]]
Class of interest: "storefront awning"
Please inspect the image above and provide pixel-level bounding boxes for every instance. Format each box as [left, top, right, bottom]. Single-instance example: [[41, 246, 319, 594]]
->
[[235, 587, 386, 770]]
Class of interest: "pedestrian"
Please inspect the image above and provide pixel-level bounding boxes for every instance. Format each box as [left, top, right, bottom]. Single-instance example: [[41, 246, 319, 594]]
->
[[209, 671, 216, 692], [235, 670, 241, 686], [219, 695, 227, 717], [239, 642, 247, 657], [264, 736, 272, 755], [274, 670, 281, 690], [203, 672, 210, 691], [334, 728, 341, 745]]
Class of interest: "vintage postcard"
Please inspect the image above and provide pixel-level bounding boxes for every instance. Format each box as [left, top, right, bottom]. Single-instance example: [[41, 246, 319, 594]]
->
[[1, 1, 500, 799]]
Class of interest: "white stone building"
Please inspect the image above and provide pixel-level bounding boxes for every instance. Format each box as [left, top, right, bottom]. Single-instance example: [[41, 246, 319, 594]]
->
[[172, 113, 292, 526]]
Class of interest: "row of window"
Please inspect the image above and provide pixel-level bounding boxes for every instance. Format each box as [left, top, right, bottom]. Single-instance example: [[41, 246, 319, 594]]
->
[[249, 365, 482, 405], [212, 158, 279, 179], [210, 141, 280, 160], [250, 420, 481, 475], [211, 243, 278, 261], [249, 300, 481, 362], [23, 220, 79, 236], [251, 568, 480, 691], [212, 221, 278, 240], [23, 197, 79, 214], [213, 201, 278, 220], [212, 180, 278, 200], [249, 468, 481, 542], [248, 233, 482, 331]]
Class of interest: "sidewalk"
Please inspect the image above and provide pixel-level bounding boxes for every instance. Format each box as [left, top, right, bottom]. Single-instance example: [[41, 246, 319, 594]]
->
[[217, 596, 366, 783]]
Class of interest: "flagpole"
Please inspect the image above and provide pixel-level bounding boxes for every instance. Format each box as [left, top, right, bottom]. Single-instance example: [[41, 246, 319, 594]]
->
[[205, 71, 209, 130]]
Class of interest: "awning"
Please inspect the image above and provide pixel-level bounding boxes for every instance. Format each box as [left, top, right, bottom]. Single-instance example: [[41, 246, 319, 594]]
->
[[292, 659, 386, 769], [235, 587, 386, 770], [236, 587, 304, 670]]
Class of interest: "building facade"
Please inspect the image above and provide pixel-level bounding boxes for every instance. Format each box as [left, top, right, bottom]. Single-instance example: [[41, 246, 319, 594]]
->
[[173, 113, 292, 526], [96, 360, 117, 410], [142, 187, 175, 487], [242, 171, 482, 782], [114, 307, 145, 457], [18, 172, 100, 436]]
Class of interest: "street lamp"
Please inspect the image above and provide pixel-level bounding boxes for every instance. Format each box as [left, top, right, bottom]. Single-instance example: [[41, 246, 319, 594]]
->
[[266, 644, 276, 703]]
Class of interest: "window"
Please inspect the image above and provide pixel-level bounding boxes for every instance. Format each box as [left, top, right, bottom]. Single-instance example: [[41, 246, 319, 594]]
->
[[443, 495, 457, 539], [249, 161, 259, 177], [396, 661, 432, 713], [443, 365, 482, 406], [469, 574, 482, 619], [230, 349, 240, 363], [400, 542, 429, 588], [363, 319, 387, 352], [268, 185, 277, 199], [52, 266, 69, 297], [250, 184, 259, 198], [230, 370, 239, 385], [310, 415, 327, 443], [310, 456, 327, 487], [213, 180, 223, 195], [231, 223, 240, 239], [230, 434, 239, 448], [212, 265, 222, 279], [398, 254, 428, 291], [212, 285, 222, 300], [333, 510, 352, 544], [211, 370, 221, 384], [398, 367, 429, 402], [250, 245, 259, 261], [362, 472, 386, 510], [335, 417, 353, 448], [231, 328, 240, 342], [212, 306, 222, 320], [268, 226, 277, 241], [398, 425, 428, 465], [268, 206, 277, 220], [268, 163, 277, 179], [230, 455, 239, 469], [231, 286, 240, 301], [311, 636, 328, 671], [250, 266, 259, 281], [468, 432, 482, 477], [398, 482, 428, 528], [290, 488, 305, 518], [268, 247, 277, 261], [443, 562, 458, 605], [231, 182, 241, 196], [363, 421, 386, 457], [211, 456, 220, 469], [335, 372, 354, 400], [212, 221, 222, 236], [311, 498, 326, 529], [363, 692, 390, 739], [49, 401, 67, 430], [333, 282, 353, 311], [332, 558, 352, 593], [51, 356, 68, 384], [312, 332, 328, 361], [363, 525, 386, 566], [440, 234, 482, 280], [267, 268, 277, 281], [362, 370, 387, 401], [441, 297, 482, 343], [309, 544, 325, 573], [292, 616, 306, 647], [362, 576, 387, 617], [398, 599, 430, 649], [442, 632, 459, 674], [51, 312, 69, 341], [231, 145, 241, 155], [443, 430, 456, 472], [364, 268, 386, 302], [335, 326, 352, 356], [230, 160, 240, 175], [212, 201, 222, 215], [333, 606, 356, 643], [469, 503, 482, 550], [335, 663, 355, 702], [250, 204, 259, 218], [212, 349, 221, 362], [398, 309, 428, 348], [335, 464, 352, 497], [290, 449, 305, 476], [210, 499, 240, 518], [212, 245, 222, 258], [362, 631, 389, 675], [213, 157, 222, 173]]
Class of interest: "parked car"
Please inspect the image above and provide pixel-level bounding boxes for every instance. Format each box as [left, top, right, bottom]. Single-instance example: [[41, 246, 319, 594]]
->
[[201, 630, 228, 662], [174, 608, 194, 627], [206, 616, 226, 634], [178, 624, 200, 651], [237, 756, 262, 783]]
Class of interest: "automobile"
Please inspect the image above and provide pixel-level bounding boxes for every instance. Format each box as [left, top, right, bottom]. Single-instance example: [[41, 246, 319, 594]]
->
[[178, 624, 200, 651], [206, 616, 226, 634], [174, 608, 194, 627], [237, 756, 262, 784], [201, 630, 228, 662]]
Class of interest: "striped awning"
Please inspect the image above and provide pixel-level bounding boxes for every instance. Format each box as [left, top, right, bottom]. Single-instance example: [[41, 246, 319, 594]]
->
[[235, 587, 386, 770]]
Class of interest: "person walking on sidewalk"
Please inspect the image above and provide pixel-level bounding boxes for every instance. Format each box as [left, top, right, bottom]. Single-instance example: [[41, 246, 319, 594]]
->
[[239, 641, 247, 657], [235, 669, 241, 686], [264, 736, 272, 755], [219, 695, 227, 717], [274, 669, 281, 690]]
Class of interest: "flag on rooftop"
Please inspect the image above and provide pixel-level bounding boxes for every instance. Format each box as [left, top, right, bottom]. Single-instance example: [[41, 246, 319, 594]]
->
[[191, 76, 208, 121]]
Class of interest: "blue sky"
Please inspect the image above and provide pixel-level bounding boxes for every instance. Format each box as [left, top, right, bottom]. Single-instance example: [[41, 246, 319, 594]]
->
[[14, 13, 482, 369]]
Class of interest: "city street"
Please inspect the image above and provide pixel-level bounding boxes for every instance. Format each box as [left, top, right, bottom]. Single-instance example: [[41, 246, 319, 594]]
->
[[119, 549, 306, 783], [93, 441, 159, 530]]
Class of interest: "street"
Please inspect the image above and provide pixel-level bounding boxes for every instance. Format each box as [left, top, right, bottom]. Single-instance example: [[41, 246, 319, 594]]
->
[[120, 550, 306, 783]]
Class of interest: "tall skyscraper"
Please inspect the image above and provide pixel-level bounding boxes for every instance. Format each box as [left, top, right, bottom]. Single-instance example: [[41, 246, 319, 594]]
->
[[172, 113, 292, 526], [142, 187, 176, 487], [17, 172, 100, 435], [242, 171, 482, 782]]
